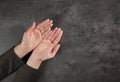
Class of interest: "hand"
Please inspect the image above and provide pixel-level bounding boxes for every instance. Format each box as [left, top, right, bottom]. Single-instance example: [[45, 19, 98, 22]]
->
[[27, 27, 63, 69], [14, 19, 53, 59]]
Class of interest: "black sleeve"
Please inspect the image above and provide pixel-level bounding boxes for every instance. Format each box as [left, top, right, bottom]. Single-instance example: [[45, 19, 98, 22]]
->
[[0, 46, 24, 80], [13, 64, 39, 82]]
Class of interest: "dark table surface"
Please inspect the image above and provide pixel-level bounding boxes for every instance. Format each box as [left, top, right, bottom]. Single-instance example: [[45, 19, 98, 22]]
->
[[0, 0, 120, 82]]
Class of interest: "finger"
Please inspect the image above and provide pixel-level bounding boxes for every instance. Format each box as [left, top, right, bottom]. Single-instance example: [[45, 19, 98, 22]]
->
[[41, 20, 53, 29], [36, 19, 52, 31], [53, 30, 63, 45], [41, 22, 53, 32], [41, 27, 51, 36], [42, 28, 51, 38], [47, 27, 58, 41], [27, 22, 36, 33], [43, 30, 52, 40], [33, 29, 41, 37], [51, 44, 60, 57], [36, 19, 49, 29], [51, 28, 61, 42], [45, 30, 53, 40], [41, 23, 53, 35]]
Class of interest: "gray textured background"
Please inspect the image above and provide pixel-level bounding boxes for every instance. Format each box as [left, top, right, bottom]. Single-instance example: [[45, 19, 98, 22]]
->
[[0, 0, 120, 82]]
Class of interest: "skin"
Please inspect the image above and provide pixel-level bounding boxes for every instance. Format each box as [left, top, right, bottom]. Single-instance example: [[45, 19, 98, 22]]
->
[[27, 27, 63, 69], [14, 19, 63, 69], [14, 19, 53, 59]]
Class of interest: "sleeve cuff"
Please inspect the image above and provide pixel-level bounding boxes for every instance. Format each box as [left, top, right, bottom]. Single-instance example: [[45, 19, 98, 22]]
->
[[9, 46, 24, 65], [21, 64, 39, 72]]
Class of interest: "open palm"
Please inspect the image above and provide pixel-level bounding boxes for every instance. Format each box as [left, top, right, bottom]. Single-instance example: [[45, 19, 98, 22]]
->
[[14, 19, 53, 58], [32, 27, 63, 61]]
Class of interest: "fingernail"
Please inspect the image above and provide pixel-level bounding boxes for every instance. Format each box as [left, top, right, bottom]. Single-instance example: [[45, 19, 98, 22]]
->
[[58, 28, 61, 30], [51, 24, 53, 26], [50, 20, 53, 23], [33, 21, 35, 25], [48, 28, 50, 30], [33, 21, 35, 23], [59, 44, 61, 47], [47, 19, 50, 21], [61, 30, 63, 33]]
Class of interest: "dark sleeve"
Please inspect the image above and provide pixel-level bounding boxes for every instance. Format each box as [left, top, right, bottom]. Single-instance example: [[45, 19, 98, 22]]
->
[[0, 46, 24, 80], [13, 64, 39, 82]]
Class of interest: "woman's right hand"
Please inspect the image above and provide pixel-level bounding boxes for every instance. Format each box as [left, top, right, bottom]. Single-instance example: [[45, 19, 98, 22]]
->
[[27, 27, 63, 69]]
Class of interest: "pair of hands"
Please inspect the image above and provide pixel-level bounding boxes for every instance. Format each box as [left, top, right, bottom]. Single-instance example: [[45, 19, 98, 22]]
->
[[14, 19, 63, 69]]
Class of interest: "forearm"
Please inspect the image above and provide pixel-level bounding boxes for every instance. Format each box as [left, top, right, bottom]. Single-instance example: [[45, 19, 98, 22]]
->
[[13, 64, 39, 82], [14, 43, 29, 59], [0, 47, 24, 80], [26, 54, 43, 69], [13, 54, 42, 82]]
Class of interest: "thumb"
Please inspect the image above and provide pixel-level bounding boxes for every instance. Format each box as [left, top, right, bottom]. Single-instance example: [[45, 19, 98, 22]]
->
[[51, 44, 60, 57], [27, 22, 36, 33]]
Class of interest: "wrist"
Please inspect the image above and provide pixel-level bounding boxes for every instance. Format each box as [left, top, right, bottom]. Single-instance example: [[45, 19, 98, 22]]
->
[[27, 54, 43, 69], [14, 43, 29, 59]]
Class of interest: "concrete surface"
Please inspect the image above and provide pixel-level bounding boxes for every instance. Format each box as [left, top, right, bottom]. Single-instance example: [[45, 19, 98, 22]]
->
[[0, 0, 120, 82]]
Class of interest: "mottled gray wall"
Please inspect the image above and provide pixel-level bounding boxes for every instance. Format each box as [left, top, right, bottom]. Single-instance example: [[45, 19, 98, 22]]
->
[[0, 0, 120, 82]]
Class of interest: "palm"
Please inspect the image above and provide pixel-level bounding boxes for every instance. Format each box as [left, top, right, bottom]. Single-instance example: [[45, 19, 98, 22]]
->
[[32, 27, 63, 61], [22, 29, 42, 52], [26, 23, 63, 69], [21, 19, 52, 53], [32, 40, 53, 60]]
